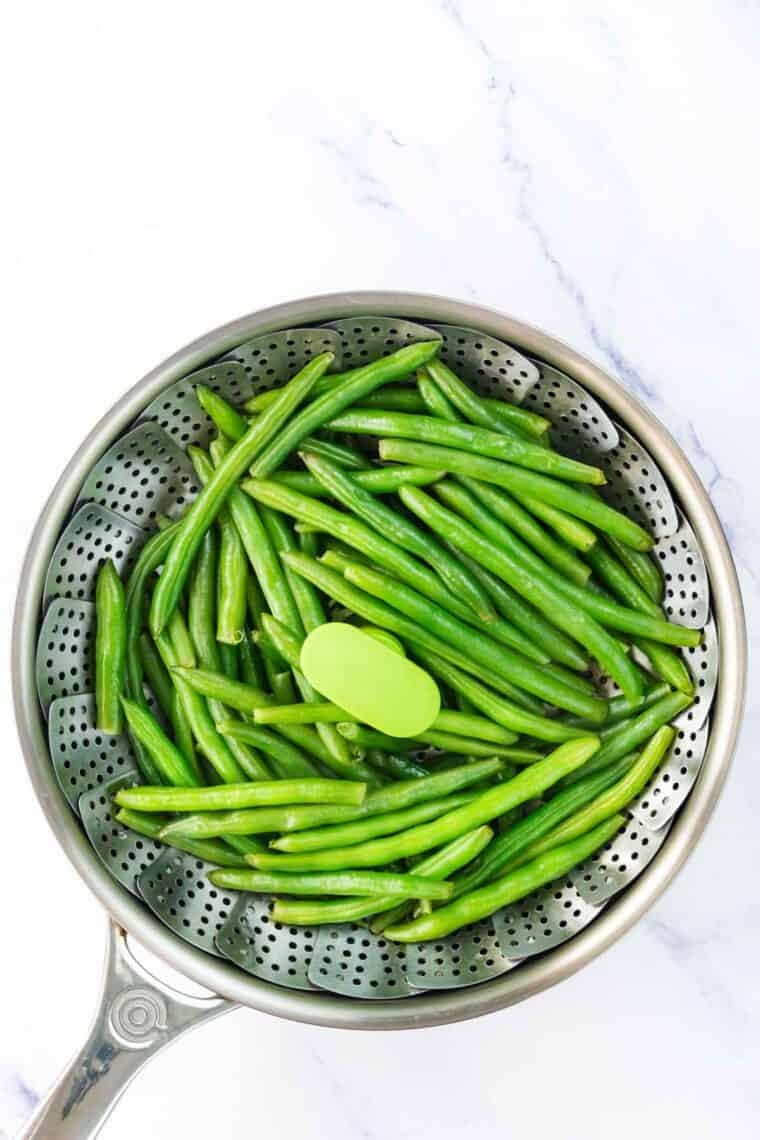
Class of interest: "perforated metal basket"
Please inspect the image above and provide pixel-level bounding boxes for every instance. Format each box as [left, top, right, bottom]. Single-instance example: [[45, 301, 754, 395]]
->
[[13, 293, 745, 1139]]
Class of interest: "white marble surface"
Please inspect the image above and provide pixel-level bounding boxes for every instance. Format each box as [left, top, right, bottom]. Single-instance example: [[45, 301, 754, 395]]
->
[[1, 2, 758, 1137]]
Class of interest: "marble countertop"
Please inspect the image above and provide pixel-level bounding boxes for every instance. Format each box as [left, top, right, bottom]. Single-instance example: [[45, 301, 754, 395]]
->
[[1, 3, 758, 1137]]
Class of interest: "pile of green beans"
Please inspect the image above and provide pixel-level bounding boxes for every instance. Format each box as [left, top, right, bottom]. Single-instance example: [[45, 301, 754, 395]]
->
[[92, 339, 700, 941]]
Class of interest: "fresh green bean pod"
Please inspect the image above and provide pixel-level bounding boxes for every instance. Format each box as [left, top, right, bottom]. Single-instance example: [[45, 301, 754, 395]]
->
[[328, 409, 605, 484], [606, 535, 663, 602], [365, 751, 428, 781], [120, 698, 198, 786], [452, 751, 637, 895], [382, 816, 623, 941], [272, 465, 446, 497], [237, 630, 265, 691], [381, 439, 652, 551], [563, 693, 690, 783], [510, 491, 598, 552], [565, 682, 671, 729], [277, 826, 494, 928], [163, 792, 473, 843], [449, 546, 589, 671], [115, 777, 367, 813], [413, 651, 589, 743], [245, 384, 426, 416], [280, 550, 575, 715], [198, 382, 373, 470], [251, 341, 441, 478], [248, 739, 598, 872], [440, 481, 698, 655], [506, 727, 674, 868], [422, 360, 549, 439], [336, 721, 520, 757], [253, 702, 349, 725], [210, 867, 453, 900], [301, 449, 498, 623], [95, 560, 127, 734], [340, 558, 607, 721], [401, 486, 647, 700], [319, 547, 548, 667], [585, 543, 694, 695], [137, 632, 174, 720], [125, 523, 178, 704], [215, 720, 326, 779], [154, 619, 246, 785], [465, 480, 592, 581], [115, 808, 250, 868]]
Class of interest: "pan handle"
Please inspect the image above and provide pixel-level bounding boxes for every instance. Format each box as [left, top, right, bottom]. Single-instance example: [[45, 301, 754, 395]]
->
[[17, 920, 236, 1139]]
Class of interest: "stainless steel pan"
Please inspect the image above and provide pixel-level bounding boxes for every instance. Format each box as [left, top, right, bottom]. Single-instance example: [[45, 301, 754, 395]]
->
[[12, 292, 746, 1138]]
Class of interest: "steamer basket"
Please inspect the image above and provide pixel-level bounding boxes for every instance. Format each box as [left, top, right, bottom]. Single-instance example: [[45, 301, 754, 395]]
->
[[13, 293, 745, 1139]]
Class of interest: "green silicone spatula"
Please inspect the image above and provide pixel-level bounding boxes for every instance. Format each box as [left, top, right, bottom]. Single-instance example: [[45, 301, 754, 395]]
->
[[300, 622, 440, 737]]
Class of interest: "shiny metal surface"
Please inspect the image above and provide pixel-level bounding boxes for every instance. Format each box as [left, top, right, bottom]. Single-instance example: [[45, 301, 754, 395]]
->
[[14, 292, 746, 1035]]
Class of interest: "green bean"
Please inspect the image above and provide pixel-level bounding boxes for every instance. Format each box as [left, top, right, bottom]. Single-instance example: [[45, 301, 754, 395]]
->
[[482, 399, 550, 440], [382, 816, 623, 941], [301, 449, 498, 623], [280, 550, 568, 713], [198, 382, 374, 470], [114, 808, 250, 868], [607, 535, 663, 602], [95, 560, 127, 734], [415, 372, 592, 584], [217, 640, 239, 679], [242, 477, 514, 636], [465, 480, 592, 581], [337, 722, 521, 758], [155, 619, 247, 785], [184, 526, 268, 779], [115, 777, 366, 813], [340, 558, 608, 721], [216, 512, 247, 646], [328, 409, 605, 485], [365, 751, 428, 781], [250, 341, 441, 478], [422, 360, 549, 440], [169, 664, 328, 769], [507, 727, 674, 868], [246, 384, 427, 416], [215, 719, 328, 779], [151, 353, 332, 635], [253, 702, 348, 725], [448, 546, 589, 671], [401, 487, 645, 700], [563, 693, 690, 782], [138, 632, 174, 720], [159, 805, 361, 838], [319, 547, 548, 667], [120, 698, 198, 786], [278, 826, 494, 928], [125, 523, 179, 700], [272, 466, 446, 498], [510, 492, 598, 552], [248, 738, 598, 872], [381, 440, 653, 550], [168, 688, 201, 781], [238, 630, 265, 691], [432, 710, 523, 745], [436, 480, 698, 651], [585, 543, 694, 695], [210, 867, 453, 900], [413, 651, 589, 743], [164, 792, 473, 843], [452, 752, 637, 895], [566, 682, 671, 729]]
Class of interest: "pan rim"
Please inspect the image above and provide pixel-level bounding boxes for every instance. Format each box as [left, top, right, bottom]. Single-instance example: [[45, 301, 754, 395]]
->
[[12, 290, 747, 1030]]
